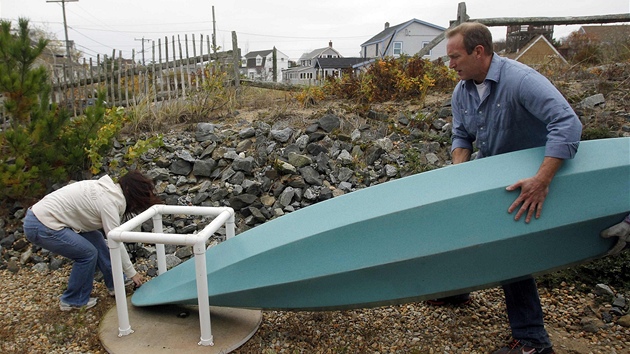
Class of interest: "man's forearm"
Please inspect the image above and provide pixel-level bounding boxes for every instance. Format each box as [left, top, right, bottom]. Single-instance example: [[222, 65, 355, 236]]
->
[[535, 156, 564, 186], [452, 148, 472, 165]]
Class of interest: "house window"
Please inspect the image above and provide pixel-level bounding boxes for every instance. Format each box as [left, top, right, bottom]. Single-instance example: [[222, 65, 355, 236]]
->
[[422, 42, 432, 57], [241, 58, 247, 67], [393, 42, 403, 56], [256, 57, 262, 66]]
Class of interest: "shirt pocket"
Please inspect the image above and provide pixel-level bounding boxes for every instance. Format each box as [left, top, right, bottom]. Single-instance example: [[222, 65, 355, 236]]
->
[[485, 101, 512, 132]]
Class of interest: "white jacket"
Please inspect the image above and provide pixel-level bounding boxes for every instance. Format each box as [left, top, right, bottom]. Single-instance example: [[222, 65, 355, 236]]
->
[[31, 175, 137, 278]]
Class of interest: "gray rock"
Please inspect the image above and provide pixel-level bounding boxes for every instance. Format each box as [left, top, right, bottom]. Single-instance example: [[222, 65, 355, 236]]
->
[[32, 262, 48, 273], [300, 166, 322, 186], [319, 114, 341, 132], [192, 159, 217, 177], [276, 161, 297, 174], [229, 194, 258, 210], [232, 156, 256, 174], [238, 127, 256, 139], [170, 159, 193, 175], [279, 187, 295, 207], [7, 258, 19, 273], [195, 123, 217, 142], [578, 93, 605, 109], [288, 152, 312, 168], [147, 167, 171, 181], [384, 164, 398, 177], [426, 153, 440, 165], [270, 127, 293, 143], [337, 150, 354, 165], [176, 150, 196, 163], [175, 246, 193, 259], [165, 254, 182, 269]]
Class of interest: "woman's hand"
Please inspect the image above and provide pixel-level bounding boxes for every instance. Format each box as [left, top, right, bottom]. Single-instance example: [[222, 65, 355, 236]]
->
[[130, 273, 144, 288]]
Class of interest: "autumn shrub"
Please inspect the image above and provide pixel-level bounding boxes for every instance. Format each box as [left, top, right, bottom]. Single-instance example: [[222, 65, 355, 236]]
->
[[322, 55, 457, 104], [296, 85, 326, 107]]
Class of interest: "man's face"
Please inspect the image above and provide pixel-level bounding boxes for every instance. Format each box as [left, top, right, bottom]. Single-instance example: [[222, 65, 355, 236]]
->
[[446, 34, 484, 83]]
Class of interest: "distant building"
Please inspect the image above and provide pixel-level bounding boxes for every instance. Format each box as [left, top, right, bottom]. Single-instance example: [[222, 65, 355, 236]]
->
[[240, 48, 289, 83], [504, 35, 567, 68], [360, 19, 447, 61], [577, 24, 630, 44], [283, 41, 344, 85], [313, 57, 370, 81]]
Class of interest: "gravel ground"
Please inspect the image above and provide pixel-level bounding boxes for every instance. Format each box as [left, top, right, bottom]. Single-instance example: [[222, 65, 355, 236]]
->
[[1, 264, 629, 354]]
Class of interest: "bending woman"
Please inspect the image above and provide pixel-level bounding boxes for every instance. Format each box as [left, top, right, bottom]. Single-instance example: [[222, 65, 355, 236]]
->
[[23, 171, 162, 311]]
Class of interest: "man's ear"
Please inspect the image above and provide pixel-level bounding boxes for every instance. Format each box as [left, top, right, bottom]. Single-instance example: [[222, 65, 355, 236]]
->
[[474, 45, 484, 58]]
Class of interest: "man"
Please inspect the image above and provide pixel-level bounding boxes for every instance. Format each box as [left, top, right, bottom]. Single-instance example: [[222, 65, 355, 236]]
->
[[445, 22, 582, 353]]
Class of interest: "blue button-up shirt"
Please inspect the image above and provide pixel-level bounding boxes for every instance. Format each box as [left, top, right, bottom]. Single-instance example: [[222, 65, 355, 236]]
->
[[451, 54, 582, 159]]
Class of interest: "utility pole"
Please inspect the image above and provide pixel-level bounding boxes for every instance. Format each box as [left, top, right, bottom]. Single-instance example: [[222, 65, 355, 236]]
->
[[212, 6, 217, 57], [47, 0, 78, 66], [47, 0, 78, 116], [135, 37, 152, 65]]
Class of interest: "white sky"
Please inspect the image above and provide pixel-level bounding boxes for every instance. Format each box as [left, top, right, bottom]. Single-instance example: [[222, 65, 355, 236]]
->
[[2, 0, 629, 61]]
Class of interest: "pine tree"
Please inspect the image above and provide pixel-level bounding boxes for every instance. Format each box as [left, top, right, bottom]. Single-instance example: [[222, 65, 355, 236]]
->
[[0, 18, 50, 128]]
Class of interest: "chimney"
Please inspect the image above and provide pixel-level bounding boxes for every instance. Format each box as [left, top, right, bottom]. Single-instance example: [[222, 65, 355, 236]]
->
[[385, 22, 390, 29], [329, 40, 333, 48]]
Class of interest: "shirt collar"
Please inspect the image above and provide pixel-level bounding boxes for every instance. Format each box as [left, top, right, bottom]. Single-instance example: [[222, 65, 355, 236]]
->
[[463, 53, 502, 90]]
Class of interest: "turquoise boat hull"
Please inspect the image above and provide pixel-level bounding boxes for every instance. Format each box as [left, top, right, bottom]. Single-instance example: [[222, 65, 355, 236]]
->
[[132, 137, 630, 310]]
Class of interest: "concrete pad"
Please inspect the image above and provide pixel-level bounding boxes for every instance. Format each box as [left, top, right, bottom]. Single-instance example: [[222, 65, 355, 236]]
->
[[99, 297, 261, 353]]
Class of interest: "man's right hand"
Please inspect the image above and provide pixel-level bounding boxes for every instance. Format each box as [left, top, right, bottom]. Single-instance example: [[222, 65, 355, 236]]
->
[[600, 220, 630, 256]]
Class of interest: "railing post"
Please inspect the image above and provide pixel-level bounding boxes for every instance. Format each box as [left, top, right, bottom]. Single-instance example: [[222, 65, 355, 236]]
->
[[108, 239, 134, 337], [194, 240, 214, 346], [152, 213, 167, 275]]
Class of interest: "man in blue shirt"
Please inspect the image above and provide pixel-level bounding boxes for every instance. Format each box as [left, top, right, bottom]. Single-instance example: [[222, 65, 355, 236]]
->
[[445, 22, 582, 354]]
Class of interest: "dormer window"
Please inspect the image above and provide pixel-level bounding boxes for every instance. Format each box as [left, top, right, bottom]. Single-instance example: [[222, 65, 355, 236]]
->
[[256, 56, 263, 66]]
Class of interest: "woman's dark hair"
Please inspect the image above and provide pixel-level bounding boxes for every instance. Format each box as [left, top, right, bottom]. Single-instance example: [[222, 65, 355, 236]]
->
[[119, 170, 162, 216]]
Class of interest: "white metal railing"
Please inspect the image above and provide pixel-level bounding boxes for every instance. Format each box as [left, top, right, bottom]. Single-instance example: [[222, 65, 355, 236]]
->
[[107, 205, 235, 346]]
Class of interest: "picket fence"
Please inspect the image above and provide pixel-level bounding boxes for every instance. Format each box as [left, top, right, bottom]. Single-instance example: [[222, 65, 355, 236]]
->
[[50, 32, 241, 116]]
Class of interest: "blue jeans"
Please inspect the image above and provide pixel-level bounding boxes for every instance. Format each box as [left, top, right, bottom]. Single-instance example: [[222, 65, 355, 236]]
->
[[23, 209, 114, 306], [503, 277, 552, 348]]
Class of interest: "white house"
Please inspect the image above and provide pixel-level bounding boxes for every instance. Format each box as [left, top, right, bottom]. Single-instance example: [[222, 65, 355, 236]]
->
[[240, 48, 289, 82], [283, 41, 343, 85], [360, 19, 447, 61]]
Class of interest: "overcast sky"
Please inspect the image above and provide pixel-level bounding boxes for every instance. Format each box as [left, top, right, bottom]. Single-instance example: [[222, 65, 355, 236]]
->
[[2, 0, 629, 61]]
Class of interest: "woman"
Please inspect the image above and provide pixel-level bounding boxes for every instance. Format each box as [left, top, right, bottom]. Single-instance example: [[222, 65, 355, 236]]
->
[[23, 171, 162, 311]]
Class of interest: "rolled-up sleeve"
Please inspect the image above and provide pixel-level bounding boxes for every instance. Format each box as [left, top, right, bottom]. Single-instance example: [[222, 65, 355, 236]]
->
[[519, 73, 582, 159], [101, 204, 137, 278]]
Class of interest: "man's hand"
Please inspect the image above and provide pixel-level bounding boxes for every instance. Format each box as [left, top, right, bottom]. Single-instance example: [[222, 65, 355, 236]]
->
[[506, 157, 563, 223], [506, 176, 549, 223], [600, 220, 630, 256]]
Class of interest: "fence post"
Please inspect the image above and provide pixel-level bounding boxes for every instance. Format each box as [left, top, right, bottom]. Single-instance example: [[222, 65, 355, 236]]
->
[[232, 31, 240, 92], [457, 2, 469, 25]]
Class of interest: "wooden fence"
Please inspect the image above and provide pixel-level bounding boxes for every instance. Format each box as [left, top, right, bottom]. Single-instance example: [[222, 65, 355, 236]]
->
[[50, 32, 241, 116]]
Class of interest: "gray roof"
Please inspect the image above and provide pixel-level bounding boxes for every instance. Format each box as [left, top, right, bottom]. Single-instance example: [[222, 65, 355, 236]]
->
[[361, 18, 446, 47], [244, 49, 274, 59], [299, 46, 341, 61]]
